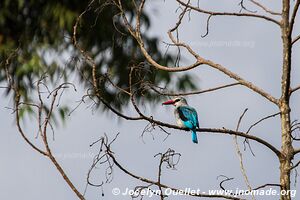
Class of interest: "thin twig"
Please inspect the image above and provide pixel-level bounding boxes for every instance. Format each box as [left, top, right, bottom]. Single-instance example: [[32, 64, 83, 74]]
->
[[292, 34, 300, 45], [246, 112, 280, 134], [291, 160, 300, 170], [150, 82, 240, 96], [290, 0, 300, 34], [218, 176, 281, 196], [290, 85, 300, 94], [201, 14, 213, 38], [234, 109, 255, 200]]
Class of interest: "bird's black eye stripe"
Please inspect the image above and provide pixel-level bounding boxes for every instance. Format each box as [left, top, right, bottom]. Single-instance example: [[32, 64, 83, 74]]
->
[[174, 99, 180, 102]]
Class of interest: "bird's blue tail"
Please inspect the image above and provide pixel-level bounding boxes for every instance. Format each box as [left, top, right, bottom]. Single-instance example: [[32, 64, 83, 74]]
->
[[191, 130, 198, 144]]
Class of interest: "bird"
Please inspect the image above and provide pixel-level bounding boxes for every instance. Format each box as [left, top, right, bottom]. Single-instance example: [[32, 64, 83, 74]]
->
[[162, 97, 199, 143]]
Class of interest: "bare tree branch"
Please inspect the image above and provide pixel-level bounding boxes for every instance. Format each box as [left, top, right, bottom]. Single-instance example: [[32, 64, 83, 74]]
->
[[201, 14, 213, 38], [149, 82, 241, 96], [201, 59, 279, 104], [234, 109, 255, 200], [242, 112, 280, 156], [291, 120, 300, 141], [15, 96, 48, 156], [218, 176, 281, 196], [246, 112, 280, 134], [249, 0, 281, 15], [154, 149, 180, 199], [238, 0, 257, 13], [176, 0, 281, 26]]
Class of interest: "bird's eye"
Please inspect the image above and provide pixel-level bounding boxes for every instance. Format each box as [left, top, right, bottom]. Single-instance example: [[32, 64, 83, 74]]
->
[[174, 99, 180, 102]]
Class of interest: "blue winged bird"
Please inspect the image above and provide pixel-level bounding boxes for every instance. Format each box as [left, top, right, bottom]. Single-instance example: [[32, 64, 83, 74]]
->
[[162, 97, 199, 143]]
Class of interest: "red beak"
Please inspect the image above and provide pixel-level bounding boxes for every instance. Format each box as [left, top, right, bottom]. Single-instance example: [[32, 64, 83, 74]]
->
[[162, 99, 175, 105]]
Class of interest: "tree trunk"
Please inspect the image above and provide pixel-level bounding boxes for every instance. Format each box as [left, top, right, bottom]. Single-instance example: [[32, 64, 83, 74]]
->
[[279, 103, 293, 200], [279, 1, 293, 200]]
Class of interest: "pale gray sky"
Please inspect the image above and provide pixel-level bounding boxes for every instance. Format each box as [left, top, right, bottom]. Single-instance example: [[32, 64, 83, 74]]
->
[[1, 1, 300, 200]]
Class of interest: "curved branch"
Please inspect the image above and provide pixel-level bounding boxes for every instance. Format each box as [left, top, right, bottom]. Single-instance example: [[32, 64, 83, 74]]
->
[[176, 0, 281, 26], [15, 95, 47, 156], [233, 109, 254, 199], [201, 14, 213, 38], [129, 92, 281, 157], [138, 45, 202, 72]]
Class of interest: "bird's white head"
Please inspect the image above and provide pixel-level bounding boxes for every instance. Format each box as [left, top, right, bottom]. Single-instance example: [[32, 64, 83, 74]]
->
[[162, 97, 188, 107]]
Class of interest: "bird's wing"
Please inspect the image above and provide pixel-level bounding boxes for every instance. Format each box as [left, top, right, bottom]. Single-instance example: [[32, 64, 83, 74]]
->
[[177, 106, 199, 127]]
